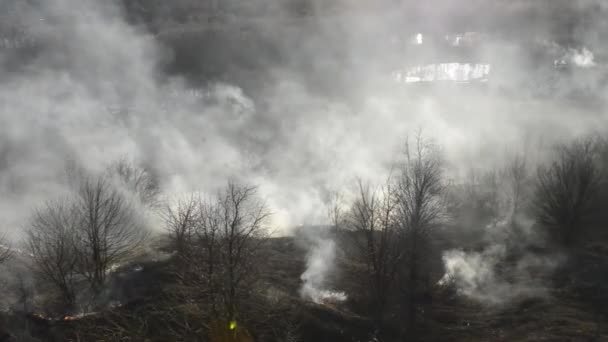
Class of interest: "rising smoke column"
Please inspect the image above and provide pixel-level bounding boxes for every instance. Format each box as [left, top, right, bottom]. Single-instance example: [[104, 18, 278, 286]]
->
[[298, 228, 346, 304]]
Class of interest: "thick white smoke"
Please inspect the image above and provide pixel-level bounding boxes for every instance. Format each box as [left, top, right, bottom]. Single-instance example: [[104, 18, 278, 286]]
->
[[570, 48, 596, 68], [439, 219, 564, 305], [0, 0, 607, 242], [299, 232, 347, 304]]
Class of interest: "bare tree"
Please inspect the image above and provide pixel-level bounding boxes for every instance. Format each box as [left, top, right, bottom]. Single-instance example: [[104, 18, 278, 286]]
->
[[195, 196, 222, 313], [348, 179, 399, 332], [25, 201, 79, 311], [25, 173, 148, 314], [481, 168, 502, 222], [0, 233, 12, 265], [533, 138, 601, 245], [326, 190, 345, 233], [163, 195, 199, 278], [108, 158, 161, 208], [74, 176, 148, 293], [164, 193, 222, 318], [164, 182, 270, 328], [395, 134, 446, 336], [458, 165, 504, 228], [215, 182, 271, 322], [502, 152, 530, 222]]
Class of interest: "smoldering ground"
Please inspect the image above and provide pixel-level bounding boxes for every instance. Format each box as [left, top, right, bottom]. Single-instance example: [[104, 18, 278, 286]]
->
[[0, 0, 607, 310], [295, 225, 347, 304]]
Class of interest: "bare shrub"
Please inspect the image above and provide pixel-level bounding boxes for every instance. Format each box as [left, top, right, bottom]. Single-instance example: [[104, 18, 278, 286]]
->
[[74, 176, 148, 293], [533, 138, 601, 245], [25, 175, 148, 313], [163, 195, 199, 280], [25, 200, 79, 311], [165, 182, 271, 331], [108, 158, 161, 208]]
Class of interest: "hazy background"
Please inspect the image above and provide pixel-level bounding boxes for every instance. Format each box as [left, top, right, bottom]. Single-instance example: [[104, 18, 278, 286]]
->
[[0, 0, 607, 238]]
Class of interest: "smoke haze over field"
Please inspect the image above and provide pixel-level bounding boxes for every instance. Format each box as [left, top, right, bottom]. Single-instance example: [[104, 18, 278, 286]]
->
[[439, 221, 565, 305], [1, 0, 607, 241]]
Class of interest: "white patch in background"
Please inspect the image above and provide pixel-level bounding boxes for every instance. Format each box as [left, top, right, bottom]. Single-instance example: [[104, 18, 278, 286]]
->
[[393, 63, 491, 83], [444, 32, 484, 47], [554, 47, 596, 69], [569, 47, 595, 68], [446, 34, 463, 46]]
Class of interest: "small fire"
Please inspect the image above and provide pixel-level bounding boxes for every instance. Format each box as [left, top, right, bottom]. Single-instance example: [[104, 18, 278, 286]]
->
[[62, 311, 98, 321], [317, 290, 347, 306], [29, 312, 97, 322]]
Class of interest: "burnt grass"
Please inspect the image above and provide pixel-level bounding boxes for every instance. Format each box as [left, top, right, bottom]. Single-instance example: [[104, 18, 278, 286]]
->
[[0, 231, 606, 342]]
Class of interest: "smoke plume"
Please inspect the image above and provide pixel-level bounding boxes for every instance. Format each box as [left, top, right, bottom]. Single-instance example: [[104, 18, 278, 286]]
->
[[439, 214, 564, 305], [298, 228, 346, 304], [0, 0, 607, 243]]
